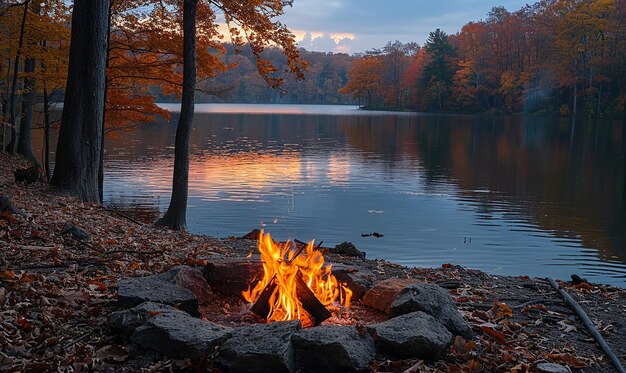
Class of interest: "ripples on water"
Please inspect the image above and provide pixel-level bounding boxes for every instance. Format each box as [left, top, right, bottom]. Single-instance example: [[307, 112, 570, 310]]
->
[[55, 104, 626, 286]]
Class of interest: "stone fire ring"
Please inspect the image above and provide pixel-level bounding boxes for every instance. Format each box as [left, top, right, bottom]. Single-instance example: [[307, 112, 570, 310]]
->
[[109, 263, 474, 372]]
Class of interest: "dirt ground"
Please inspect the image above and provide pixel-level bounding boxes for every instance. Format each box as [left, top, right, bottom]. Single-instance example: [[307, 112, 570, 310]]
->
[[1, 152, 625, 372]]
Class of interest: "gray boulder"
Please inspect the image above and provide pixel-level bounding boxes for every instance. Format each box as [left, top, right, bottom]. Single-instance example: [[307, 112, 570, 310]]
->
[[156, 265, 212, 305], [216, 320, 301, 373], [293, 325, 375, 372], [117, 276, 198, 316], [390, 282, 473, 338], [131, 312, 232, 360], [367, 311, 452, 360], [108, 302, 186, 336]]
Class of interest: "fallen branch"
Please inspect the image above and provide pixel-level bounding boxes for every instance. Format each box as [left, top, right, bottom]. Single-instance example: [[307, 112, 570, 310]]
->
[[0, 240, 56, 251], [104, 207, 143, 226], [103, 249, 165, 256], [547, 277, 626, 373]]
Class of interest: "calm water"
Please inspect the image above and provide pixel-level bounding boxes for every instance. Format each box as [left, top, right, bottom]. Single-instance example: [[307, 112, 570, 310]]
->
[[51, 104, 626, 286]]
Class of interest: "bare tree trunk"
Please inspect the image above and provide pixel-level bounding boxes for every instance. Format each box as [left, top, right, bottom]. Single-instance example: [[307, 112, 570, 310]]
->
[[7, 0, 30, 154], [43, 83, 51, 181], [156, 0, 197, 230], [17, 57, 38, 166], [50, 0, 109, 203], [98, 1, 113, 204]]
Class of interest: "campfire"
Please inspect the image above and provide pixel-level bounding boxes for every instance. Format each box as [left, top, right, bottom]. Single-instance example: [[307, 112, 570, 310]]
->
[[242, 231, 352, 326]]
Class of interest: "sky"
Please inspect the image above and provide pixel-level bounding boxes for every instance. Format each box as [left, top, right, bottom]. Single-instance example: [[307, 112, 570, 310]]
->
[[276, 0, 531, 54]]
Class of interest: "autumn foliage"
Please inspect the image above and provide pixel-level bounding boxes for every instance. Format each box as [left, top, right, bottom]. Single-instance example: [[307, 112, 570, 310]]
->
[[340, 0, 626, 116]]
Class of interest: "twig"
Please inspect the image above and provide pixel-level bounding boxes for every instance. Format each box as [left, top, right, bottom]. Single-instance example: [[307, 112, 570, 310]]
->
[[0, 240, 56, 251], [547, 277, 626, 373], [103, 249, 165, 256], [104, 207, 143, 225], [61, 330, 94, 350]]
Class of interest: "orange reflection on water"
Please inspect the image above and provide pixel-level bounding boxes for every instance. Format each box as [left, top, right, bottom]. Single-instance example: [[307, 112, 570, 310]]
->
[[188, 153, 304, 201]]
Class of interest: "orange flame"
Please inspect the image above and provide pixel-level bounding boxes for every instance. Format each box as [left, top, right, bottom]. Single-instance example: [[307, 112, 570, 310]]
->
[[242, 231, 352, 322]]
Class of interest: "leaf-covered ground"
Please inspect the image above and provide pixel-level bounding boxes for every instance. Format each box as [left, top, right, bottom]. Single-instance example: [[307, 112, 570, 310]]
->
[[1, 153, 625, 372]]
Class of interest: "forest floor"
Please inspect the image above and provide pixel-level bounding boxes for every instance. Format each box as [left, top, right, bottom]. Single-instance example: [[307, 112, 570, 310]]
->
[[1, 152, 625, 372]]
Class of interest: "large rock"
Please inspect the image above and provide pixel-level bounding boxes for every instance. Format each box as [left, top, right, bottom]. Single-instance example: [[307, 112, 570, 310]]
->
[[117, 276, 198, 316], [157, 265, 212, 305], [60, 224, 91, 241], [0, 196, 22, 215], [293, 325, 375, 373], [367, 311, 452, 360], [108, 302, 186, 336], [203, 256, 263, 296], [131, 312, 232, 360], [361, 278, 420, 313], [216, 320, 301, 373], [390, 283, 473, 338]]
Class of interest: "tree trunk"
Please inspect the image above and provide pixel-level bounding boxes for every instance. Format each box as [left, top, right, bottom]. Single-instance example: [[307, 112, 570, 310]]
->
[[155, 0, 197, 230], [43, 84, 51, 181], [50, 0, 109, 203], [17, 57, 38, 166], [7, 0, 30, 154], [572, 83, 578, 117], [98, 1, 114, 204]]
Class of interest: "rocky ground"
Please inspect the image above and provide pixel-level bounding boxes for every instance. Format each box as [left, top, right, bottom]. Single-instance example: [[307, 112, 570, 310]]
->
[[1, 152, 625, 372]]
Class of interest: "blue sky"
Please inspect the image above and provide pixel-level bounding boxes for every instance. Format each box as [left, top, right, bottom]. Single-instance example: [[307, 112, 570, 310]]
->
[[276, 0, 531, 53]]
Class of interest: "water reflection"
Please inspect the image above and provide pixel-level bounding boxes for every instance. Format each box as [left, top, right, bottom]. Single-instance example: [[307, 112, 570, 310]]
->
[[34, 104, 626, 285]]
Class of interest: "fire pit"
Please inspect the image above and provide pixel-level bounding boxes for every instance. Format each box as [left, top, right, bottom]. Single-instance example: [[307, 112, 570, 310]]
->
[[111, 231, 473, 371], [242, 232, 352, 326]]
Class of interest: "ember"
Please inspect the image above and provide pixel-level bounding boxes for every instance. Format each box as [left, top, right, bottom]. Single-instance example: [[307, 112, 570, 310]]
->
[[242, 231, 352, 325]]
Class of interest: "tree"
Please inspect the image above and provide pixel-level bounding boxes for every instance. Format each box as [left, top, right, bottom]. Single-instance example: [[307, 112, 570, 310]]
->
[[50, 0, 109, 203], [339, 55, 384, 108], [156, 0, 307, 230], [421, 29, 457, 110], [155, 0, 197, 230]]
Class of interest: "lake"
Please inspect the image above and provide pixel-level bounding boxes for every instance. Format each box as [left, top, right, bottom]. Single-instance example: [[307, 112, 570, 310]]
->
[[44, 104, 626, 286]]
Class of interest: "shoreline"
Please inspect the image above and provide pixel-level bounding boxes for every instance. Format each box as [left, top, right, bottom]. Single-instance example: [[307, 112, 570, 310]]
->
[[1, 152, 625, 371]]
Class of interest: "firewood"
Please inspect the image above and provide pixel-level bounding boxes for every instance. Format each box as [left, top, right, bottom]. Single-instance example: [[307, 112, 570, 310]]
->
[[250, 275, 277, 319], [295, 274, 331, 325]]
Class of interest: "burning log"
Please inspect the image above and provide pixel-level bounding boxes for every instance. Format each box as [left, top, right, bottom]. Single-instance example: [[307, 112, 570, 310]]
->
[[249, 275, 277, 319], [294, 275, 332, 325]]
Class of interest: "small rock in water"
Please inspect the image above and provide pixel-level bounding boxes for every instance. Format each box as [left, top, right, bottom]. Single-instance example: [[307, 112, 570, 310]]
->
[[331, 242, 366, 259]]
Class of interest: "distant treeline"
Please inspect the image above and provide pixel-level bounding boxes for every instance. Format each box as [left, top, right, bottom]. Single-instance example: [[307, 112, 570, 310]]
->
[[340, 1, 626, 117], [192, 0, 626, 118], [157, 46, 357, 105]]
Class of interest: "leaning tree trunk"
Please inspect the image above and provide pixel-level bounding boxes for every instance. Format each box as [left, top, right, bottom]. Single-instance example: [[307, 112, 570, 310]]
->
[[17, 57, 39, 166], [7, 0, 30, 154], [98, 1, 113, 204], [50, 0, 109, 203], [156, 0, 197, 230]]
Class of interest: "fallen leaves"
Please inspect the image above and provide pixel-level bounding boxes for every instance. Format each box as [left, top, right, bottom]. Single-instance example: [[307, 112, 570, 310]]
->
[[546, 353, 588, 368]]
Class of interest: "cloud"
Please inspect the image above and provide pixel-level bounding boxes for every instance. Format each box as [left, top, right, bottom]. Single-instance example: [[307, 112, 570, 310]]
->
[[279, 0, 529, 52], [297, 32, 356, 53]]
